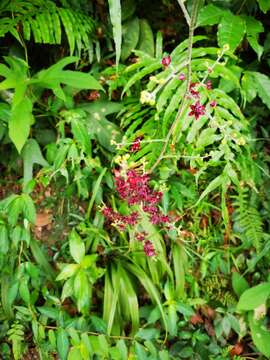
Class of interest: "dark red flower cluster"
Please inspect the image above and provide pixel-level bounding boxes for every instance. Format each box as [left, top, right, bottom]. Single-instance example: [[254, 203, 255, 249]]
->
[[102, 169, 170, 257], [102, 206, 138, 229], [189, 101, 205, 120], [188, 77, 215, 120], [135, 232, 155, 257], [143, 205, 170, 225], [115, 170, 162, 206], [206, 80, 212, 90], [135, 232, 147, 241], [144, 240, 156, 257], [189, 82, 200, 98], [161, 55, 171, 67], [130, 136, 143, 152]]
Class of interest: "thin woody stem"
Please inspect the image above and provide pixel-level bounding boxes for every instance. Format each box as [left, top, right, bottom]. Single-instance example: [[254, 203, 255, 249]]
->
[[149, 0, 200, 174], [176, 0, 191, 26]]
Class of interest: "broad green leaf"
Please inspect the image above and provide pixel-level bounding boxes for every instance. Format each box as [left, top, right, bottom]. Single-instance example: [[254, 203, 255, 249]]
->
[[252, 72, 270, 110], [0, 225, 9, 254], [56, 264, 79, 281], [80, 101, 122, 151], [237, 283, 270, 311], [135, 328, 160, 340], [22, 139, 49, 186], [122, 0, 136, 21], [249, 312, 270, 357], [35, 57, 103, 101], [232, 272, 249, 298], [37, 306, 59, 320], [30, 238, 55, 280], [68, 347, 82, 360], [108, 0, 122, 66], [197, 4, 225, 26], [121, 17, 140, 61], [196, 174, 225, 204], [167, 303, 177, 336], [9, 97, 34, 153], [57, 328, 69, 360], [19, 279, 30, 304], [54, 71, 103, 90], [22, 194, 36, 224], [69, 230, 85, 264], [116, 339, 128, 360], [244, 16, 264, 59], [218, 13, 246, 52], [241, 71, 257, 102], [257, 0, 270, 13], [7, 196, 23, 226], [61, 278, 74, 302], [71, 118, 91, 155], [137, 19, 154, 57], [74, 270, 90, 314]]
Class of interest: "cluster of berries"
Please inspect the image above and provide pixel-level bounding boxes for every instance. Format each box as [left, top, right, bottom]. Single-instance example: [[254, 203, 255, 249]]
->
[[102, 169, 170, 257], [161, 55, 217, 120]]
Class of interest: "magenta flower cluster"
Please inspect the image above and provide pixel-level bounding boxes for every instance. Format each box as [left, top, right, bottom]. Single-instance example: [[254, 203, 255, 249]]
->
[[102, 169, 170, 257], [130, 136, 142, 152]]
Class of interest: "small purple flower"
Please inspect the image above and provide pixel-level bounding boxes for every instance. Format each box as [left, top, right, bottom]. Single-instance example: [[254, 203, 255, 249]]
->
[[143, 240, 156, 257], [206, 80, 212, 90], [189, 101, 205, 120], [136, 232, 147, 242], [161, 55, 171, 67], [210, 100, 217, 108], [130, 136, 142, 152], [189, 82, 200, 98], [179, 73, 185, 81]]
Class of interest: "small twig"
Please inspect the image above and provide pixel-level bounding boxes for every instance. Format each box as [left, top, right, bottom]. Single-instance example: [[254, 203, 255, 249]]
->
[[176, 0, 191, 26], [149, 0, 200, 174]]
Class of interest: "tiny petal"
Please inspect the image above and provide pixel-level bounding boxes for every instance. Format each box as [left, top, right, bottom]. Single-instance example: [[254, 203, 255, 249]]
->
[[161, 55, 171, 67], [130, 136, 142, 152], [179, 73, 185, 81], [210, 100, 217, 108], [206, 80, 212, 90], [143, 240, 156, 257], [189, 101, 205, 120]]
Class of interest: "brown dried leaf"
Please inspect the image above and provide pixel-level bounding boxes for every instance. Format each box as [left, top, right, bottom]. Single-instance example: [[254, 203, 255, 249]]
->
[[35, 213, 52, 227], [190, 313, 204, 325], [229, 342, 244, 356]]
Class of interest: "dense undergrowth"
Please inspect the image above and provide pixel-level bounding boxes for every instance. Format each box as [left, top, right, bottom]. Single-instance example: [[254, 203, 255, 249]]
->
[[0, 0, 270, 359]]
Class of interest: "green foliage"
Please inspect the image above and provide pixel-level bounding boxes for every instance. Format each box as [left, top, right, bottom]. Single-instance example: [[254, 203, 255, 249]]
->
[[0, 55, 102, 152], [0, 0, 270, 358], [0, 0, 95, 55], [197, 4, 264, 58]]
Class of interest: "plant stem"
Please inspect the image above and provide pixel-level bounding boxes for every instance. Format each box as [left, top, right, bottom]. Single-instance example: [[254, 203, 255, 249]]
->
[[176, 0, 191, 26], [149, 0, 200, 174]]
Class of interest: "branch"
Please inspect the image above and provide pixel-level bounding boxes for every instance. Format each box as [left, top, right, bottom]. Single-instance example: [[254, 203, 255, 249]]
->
[[149, 0, 200, 174], [176, 0, 191, 26]]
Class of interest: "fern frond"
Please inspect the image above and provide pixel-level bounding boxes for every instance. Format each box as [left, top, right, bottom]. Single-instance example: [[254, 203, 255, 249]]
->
[[232, 187, 263, 251], [7, 321, 26, 360], [0, 0, 95, 55]]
